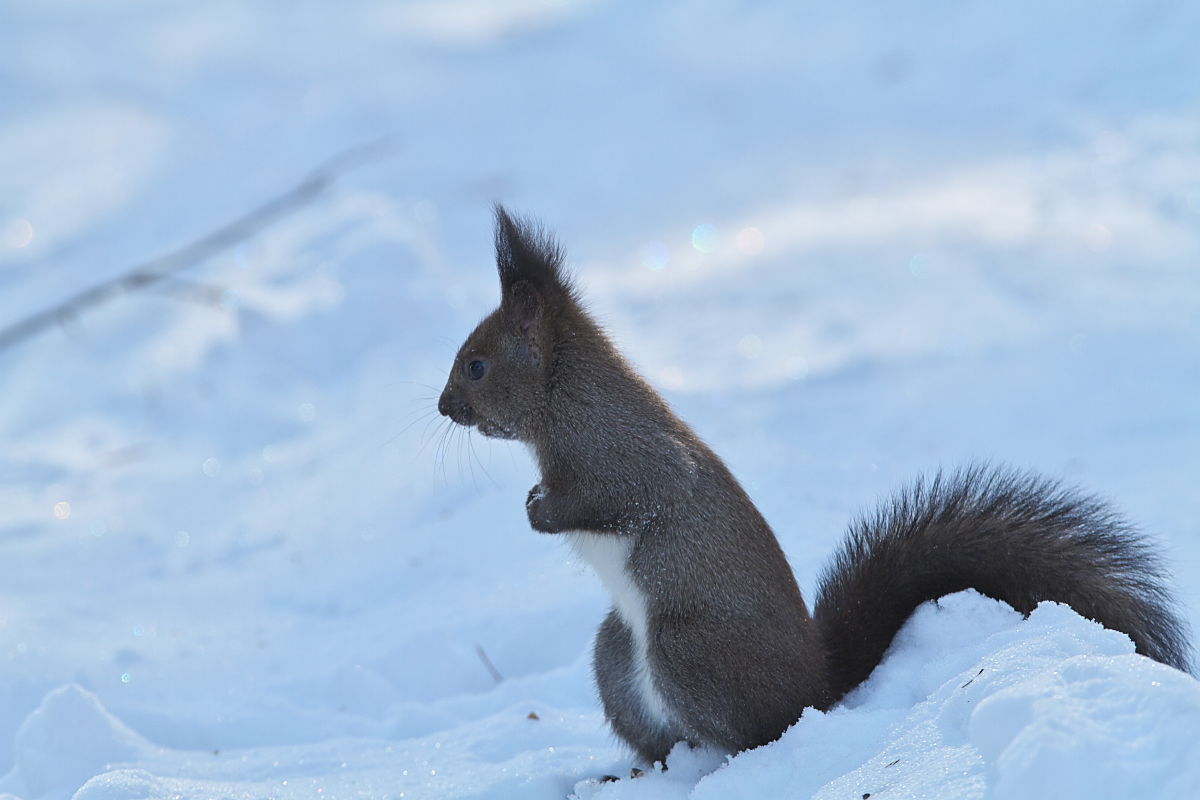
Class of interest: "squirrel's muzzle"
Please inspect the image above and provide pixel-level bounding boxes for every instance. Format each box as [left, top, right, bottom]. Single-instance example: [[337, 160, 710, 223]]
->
[[438, 390, 473, 427]]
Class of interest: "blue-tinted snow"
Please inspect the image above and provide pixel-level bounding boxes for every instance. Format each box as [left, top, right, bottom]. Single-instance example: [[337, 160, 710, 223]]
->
[[1, 1, 1198, 798]]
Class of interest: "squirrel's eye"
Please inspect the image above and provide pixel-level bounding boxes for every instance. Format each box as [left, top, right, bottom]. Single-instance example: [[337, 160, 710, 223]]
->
[[467, 359, 488, 380]]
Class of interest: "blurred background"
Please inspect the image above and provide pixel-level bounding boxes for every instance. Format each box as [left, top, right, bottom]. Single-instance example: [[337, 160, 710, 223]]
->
[[0, 0, 1197, 796]]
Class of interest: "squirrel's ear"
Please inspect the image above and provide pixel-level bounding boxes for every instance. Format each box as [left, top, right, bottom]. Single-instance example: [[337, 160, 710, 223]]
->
[[503, 280, 545, 365], [503, 279, 543, 332], [493, 204, 568, 300]]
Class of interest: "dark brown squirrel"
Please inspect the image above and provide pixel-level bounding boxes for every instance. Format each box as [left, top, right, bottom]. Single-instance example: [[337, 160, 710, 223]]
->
[[437, 207, 1192, 765]]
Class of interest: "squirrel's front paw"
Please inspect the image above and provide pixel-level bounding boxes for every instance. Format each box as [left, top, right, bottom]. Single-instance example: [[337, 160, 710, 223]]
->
[[526, 483, 558, 533], [526, 483, 547, 509]]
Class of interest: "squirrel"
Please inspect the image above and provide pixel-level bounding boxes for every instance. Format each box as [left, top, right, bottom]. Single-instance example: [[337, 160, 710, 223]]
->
[[437, 207, 1192, 765]]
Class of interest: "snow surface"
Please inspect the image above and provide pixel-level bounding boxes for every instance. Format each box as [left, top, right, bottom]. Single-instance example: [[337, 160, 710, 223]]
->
[[2, 1, 1199, 798]]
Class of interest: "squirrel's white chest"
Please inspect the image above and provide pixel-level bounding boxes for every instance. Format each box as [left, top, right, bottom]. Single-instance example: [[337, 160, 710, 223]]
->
[[566, 531, 672, 727]]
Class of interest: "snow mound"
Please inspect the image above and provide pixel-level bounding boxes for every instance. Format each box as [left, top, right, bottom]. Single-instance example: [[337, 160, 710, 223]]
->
[[576, 592, 1200, 800], [0, 602, 1197, 799], [0, 685, 152, 800], [70, 771, 163, 800]]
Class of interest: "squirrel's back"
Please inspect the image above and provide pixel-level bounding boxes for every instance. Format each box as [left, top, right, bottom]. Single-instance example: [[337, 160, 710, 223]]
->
[[815, 464, 1192, 699]]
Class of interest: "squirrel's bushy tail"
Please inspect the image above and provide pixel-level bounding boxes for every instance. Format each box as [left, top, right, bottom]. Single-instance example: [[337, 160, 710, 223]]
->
[[813, 464, 1192, 700]]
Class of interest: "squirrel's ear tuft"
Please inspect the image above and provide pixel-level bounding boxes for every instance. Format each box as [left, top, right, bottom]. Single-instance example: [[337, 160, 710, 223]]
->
[[493, 205, 570, 299]]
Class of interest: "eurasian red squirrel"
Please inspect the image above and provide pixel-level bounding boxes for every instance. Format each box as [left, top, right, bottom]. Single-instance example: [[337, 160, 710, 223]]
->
[[438, 207, 1191, 765]]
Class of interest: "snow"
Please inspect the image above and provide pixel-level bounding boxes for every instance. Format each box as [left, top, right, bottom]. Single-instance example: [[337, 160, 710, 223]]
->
[[2, 1, 1199, 798], [574, 594, 1200, 800]]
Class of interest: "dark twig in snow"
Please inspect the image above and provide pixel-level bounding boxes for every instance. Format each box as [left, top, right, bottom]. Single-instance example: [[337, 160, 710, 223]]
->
[[475, 644, 504, 684], [961, 668, 985, 688], [0, 136, 396, 351]]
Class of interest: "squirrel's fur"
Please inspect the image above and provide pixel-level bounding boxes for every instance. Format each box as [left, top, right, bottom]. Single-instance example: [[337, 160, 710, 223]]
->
[[438, 207, 1192, 764]]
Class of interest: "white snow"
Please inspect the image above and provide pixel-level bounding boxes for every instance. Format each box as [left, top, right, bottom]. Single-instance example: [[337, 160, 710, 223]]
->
[[2, 1, 1199, 798], [572, 593, 1200, 800]]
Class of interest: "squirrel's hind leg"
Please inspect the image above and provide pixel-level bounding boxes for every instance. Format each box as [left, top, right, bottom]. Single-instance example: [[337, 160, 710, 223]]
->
[[593, 609, 682, 766]]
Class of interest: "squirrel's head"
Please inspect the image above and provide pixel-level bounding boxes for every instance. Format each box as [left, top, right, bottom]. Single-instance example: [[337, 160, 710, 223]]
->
[[438, 206, 576, 441]]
